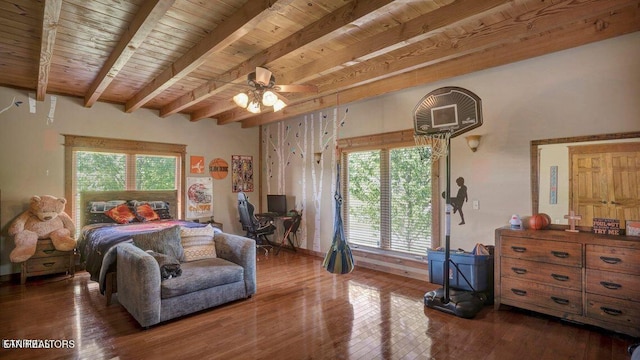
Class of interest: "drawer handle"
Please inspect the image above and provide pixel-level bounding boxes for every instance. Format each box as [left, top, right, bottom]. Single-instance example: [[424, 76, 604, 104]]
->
[[600, 281, 622, 290], [43, 262, 55, 267], [599, 256, 621, 265], [43, 249, 55, 254], [511, 246, 527, 253], [551, 273, 569, 282], [600, 307, 623, 316], [511, 288, 527, 296], [551, 251, 569, 258], [511, 267, 527, 275], [551, 296, 570, 305]]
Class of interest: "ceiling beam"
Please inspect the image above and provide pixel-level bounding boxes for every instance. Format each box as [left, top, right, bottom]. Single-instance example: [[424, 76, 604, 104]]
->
[[165, 0, 396, 119], [84, 0, 175, 107], [239, 2, 640, 128], [277, 0, 511, 86], [212, 0, 511, 125], [124, 0, 295, 113], [37, 0, 62, 101], [307, 0, 637, 96]]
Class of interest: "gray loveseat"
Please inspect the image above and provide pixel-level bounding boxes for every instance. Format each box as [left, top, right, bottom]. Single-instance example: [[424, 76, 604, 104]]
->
[[115, 232, 256, 328]]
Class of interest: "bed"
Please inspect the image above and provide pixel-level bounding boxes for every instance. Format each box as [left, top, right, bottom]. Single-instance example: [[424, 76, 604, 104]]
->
[[77, 190, 206, 305]]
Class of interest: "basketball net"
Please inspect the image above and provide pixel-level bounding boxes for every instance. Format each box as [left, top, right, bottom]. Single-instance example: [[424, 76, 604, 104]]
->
[[414, 131, 451, 162]]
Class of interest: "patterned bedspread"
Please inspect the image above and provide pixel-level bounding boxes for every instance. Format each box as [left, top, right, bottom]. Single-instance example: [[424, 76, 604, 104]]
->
[[78, 220, 205, 282]]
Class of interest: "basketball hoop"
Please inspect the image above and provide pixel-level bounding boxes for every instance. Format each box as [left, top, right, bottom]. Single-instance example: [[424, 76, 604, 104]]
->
[[414, 131, 451, 162]]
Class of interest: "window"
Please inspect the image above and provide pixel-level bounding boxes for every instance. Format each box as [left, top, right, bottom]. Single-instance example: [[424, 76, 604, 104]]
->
[[340, 130, 439, 256], [64, 135, 185, 230]]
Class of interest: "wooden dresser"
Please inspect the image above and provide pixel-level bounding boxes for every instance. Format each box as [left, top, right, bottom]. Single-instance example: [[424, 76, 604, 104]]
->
[[494, 227, 640, 337], [21, 239, 75, 284]]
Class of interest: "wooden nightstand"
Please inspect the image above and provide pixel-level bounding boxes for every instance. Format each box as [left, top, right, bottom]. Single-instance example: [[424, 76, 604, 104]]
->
[[21, 239, 75, 284]]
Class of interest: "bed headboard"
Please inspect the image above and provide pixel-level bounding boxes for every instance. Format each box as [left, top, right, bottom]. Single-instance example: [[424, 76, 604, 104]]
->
[[79, 190, 178, 227]]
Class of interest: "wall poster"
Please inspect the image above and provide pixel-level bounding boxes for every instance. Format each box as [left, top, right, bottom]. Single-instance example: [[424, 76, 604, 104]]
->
[[549, 165, 558, 204], [190, 155, 205, 174], [232, 155, 253, 192], [186, 177, 213, 219]]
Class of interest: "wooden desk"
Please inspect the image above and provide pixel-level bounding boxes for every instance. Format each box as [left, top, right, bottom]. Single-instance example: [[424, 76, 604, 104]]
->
[[256, 213, 296, 253]]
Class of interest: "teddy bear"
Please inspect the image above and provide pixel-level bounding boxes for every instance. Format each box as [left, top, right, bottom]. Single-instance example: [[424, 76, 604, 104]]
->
[[8, 195, 77, 263]]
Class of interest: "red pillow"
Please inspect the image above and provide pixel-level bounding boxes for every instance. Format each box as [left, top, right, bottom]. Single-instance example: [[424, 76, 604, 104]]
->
[[105, 204, 136, 224], [135, 204, 160, 222]]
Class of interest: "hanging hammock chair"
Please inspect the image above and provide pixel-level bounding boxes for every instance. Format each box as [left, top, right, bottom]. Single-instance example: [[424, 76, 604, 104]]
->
[[322, 163, 354, 274]]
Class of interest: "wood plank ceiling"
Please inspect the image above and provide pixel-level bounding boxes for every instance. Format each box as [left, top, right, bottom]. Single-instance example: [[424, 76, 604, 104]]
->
[[1, 0, 638, 128]]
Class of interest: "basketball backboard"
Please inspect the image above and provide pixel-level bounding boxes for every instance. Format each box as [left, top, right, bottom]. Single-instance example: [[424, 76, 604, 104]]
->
[[414, 87, 482, 138]]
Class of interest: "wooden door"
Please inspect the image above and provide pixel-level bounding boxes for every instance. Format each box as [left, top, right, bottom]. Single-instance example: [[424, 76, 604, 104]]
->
[[609, 151, 640, 224], [570, 142, 640, 229]]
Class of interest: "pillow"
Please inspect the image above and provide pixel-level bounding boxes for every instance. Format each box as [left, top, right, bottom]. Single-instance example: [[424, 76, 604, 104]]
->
[[85, 200, 127, 225], [134, 203, 160, 222], [129, 200, 172, 220], [105, 204, 137, 224], [180, 224, 216, 262], [132, 225, 184, 261]]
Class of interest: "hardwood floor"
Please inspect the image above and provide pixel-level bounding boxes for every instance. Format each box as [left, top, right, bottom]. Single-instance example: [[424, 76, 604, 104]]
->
[[0, 251, 636, 360]]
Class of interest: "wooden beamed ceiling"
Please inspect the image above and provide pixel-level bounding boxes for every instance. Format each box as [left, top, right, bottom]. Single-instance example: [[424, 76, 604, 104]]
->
[[1, 0, 638, 128]]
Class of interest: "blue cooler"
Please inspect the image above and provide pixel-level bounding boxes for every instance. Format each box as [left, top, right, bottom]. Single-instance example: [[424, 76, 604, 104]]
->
[[427, 248, 494, 293]]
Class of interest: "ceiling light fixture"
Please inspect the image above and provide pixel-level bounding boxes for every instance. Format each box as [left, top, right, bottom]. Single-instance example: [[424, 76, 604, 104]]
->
[[233, 68, 289, 114], [233, 88, 287, 114]]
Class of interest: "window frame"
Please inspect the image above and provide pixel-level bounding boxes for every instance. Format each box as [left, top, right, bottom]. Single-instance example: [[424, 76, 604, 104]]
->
[[63, 135, 186, 222], [338, 129, 441, 253]]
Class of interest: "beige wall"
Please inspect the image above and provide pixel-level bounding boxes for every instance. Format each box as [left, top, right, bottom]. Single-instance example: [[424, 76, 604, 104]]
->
[[0, 88, 259, 275], [264, 31, 640, 256], [1, 32, 638, 276]]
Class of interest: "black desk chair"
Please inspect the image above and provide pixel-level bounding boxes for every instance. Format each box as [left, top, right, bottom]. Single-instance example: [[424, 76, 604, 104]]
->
[[238, 192, 275, 255]]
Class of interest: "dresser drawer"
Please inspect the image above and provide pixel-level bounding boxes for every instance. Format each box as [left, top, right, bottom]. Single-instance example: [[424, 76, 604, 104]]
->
[[31, 239, 72, 259], [586, 245, 640, 275], [501, 257, 582, 290], [26, 255, 71, 274], [500, 236, 582, 267], [586, 268, 640, 301], [586, 293, 640, 330], [501, 277, 582, 315]]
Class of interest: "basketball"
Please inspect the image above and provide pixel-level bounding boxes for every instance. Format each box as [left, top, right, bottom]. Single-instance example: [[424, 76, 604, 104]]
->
[[529, 214, 549, 230], [209, 158, 229, 179]]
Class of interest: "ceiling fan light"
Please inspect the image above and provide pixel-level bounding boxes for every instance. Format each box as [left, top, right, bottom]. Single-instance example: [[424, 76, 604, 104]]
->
[[273, 99, 287, 112], [262, 91, 278, 106], [233, 93, 249, 108], [255, 67, 273, 86], [247, 100, 261, 114]]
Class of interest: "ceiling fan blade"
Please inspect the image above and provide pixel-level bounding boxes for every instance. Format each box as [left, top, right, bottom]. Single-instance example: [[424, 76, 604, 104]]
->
[[255, 67, 272, 86], [275, 92, 289, 103], [273, 84, 318, 93]]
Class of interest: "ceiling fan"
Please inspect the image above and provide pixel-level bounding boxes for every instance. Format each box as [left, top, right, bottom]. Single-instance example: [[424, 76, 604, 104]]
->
[[232, 67, 317, 114]]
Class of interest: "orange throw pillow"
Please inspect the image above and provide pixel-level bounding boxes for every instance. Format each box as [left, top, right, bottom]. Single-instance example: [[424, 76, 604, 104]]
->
[[105, 204, 136, 224], [135, 204, 160, 222]]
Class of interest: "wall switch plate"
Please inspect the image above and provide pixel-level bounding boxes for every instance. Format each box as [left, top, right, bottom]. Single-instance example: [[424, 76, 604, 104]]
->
[[472, 200, 479, 210]]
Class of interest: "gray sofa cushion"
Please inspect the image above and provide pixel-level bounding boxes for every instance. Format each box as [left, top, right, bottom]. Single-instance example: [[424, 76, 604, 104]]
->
[[132, 225, 184, 261], [160, 257, 244, 299]]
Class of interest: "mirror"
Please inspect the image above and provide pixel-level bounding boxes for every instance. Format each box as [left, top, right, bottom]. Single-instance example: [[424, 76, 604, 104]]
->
[[531, 131, 640, 226]]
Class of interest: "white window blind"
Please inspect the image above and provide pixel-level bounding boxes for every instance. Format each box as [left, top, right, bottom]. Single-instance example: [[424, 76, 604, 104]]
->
[[64, 135, 185, 233], [345, 146, 433, 256]]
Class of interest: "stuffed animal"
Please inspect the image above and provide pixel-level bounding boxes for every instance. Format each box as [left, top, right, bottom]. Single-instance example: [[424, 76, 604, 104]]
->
[[8, 195, 77, 263]]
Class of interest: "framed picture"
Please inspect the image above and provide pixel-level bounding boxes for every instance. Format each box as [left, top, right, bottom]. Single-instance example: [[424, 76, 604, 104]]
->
[[190, 155, 205, 174], [549, 165, 558, 204], [626, 220, 640, 236], [232, 155, 254, 192], [186, 177, 213, 219]]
